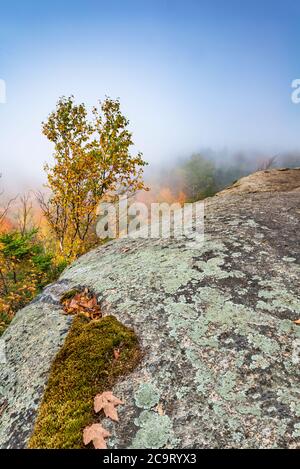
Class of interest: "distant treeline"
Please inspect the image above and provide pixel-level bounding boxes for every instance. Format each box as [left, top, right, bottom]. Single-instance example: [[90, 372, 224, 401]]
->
[[146, 150, 300, 202]]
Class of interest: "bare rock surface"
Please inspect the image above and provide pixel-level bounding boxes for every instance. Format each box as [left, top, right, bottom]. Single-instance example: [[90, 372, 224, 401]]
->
[[218, 167, 300, 195], [0, 169, 300, 449]]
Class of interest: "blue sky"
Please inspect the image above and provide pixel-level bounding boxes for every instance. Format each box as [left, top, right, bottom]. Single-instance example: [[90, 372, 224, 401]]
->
[[0, 0, 300, 190]]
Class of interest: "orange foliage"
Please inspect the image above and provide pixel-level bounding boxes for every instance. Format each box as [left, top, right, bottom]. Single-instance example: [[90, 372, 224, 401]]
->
[[135, 185, 187, 206]]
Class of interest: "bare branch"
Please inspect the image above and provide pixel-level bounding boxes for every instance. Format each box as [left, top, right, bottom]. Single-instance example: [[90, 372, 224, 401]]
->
[[16, 192, 34, 235]]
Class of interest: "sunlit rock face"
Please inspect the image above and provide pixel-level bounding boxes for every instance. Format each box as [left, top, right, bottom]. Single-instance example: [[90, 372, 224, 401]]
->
[[1, 169, 300, 449]]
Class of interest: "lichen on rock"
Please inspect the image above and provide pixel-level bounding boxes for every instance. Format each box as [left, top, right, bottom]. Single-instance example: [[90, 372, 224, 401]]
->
[[0, 169, 300, 449], [134, 383, 160, 409], [131, 411, 173, 449]]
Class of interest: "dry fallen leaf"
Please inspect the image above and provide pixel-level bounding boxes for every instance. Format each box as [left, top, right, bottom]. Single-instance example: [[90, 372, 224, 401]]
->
[[69, 298, 80, 310], [86, 297, 97, 309], [83, 423, 110, 449], [62, 289, 101, 319], [94, 391, 124, 422], [294, 319, 300, 325]]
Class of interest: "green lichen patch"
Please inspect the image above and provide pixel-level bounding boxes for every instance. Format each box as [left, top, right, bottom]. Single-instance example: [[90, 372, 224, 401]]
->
[[134, 383, 160, 409], [131, 410, 172, 449], [28, 314, 140, 449]]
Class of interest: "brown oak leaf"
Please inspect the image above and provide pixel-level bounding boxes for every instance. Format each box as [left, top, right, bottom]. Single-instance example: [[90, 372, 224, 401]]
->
[[83, 423, 111, 449], [69, 298, 80, 310], [87, 297, 98, 309], [94, 391, 124, 422], [62, 290, 101, 319]]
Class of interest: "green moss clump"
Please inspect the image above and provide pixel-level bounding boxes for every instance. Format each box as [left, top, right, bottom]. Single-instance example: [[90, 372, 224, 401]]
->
[[28, 314, 140, 449]]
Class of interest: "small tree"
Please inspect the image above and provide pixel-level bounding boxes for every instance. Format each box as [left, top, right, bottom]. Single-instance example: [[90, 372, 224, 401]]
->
[[0, 229, 58, 334], [16, 192, 34, 235], [256, 155, 277, 171], [39, 96, 147, 259], [179, 154, 217, 201]]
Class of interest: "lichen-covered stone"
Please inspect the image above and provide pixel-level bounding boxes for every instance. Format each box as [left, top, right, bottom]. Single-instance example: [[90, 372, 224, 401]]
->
[[0, 170, 300, 448], [131, 411, 173, 449], [134, 383, 160, 409], [0, 293, 72, 449]]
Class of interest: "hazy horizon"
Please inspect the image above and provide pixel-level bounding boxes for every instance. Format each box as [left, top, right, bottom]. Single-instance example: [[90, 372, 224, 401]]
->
[[1, 0, 300, 193]]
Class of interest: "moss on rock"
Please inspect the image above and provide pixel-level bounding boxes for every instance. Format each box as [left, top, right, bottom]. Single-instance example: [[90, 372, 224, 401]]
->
[[28, 314, 140, 449]]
